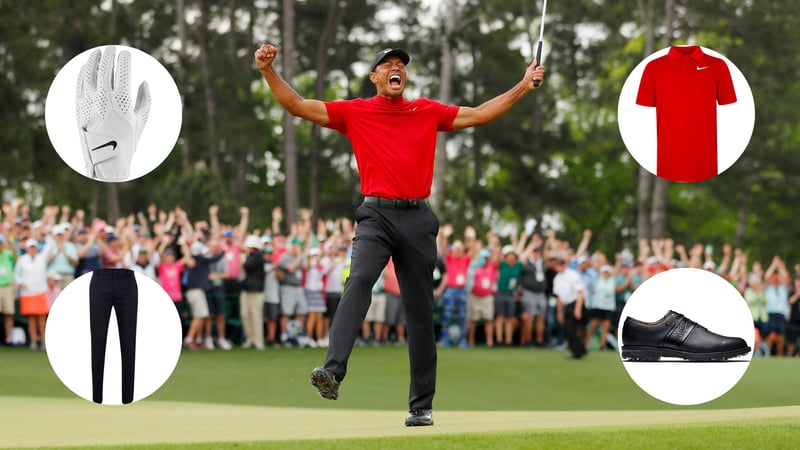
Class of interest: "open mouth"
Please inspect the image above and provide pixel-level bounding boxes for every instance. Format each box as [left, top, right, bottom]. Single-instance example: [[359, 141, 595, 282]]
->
[[389, 75, 401, 86]]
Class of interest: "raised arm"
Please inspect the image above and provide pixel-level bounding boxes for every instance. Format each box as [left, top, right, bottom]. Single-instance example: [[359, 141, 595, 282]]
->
[[255, 44, 329, 126], [236, 206, 250, 243], [451, 60, 545, 131], [208, 205, 221, 238]]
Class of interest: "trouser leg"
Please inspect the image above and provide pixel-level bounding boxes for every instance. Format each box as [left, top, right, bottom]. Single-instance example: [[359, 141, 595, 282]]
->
[[324, 208, 391, 381], [240, 292, 253, 345], [248, 292, 264, 347], [112, 270, 138, 404], [89, 271, 113, 404], [564, 303, 586, 358], [394, 207, 439, 410]]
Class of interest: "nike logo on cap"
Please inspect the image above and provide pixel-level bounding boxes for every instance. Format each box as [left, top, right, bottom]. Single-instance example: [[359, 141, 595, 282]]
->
[[696, 66, 709, 70], [91, 140, 118, 152]]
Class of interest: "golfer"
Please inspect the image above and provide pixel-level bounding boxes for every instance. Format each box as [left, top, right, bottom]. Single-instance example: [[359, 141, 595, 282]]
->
[[254, 44, 545, 426]]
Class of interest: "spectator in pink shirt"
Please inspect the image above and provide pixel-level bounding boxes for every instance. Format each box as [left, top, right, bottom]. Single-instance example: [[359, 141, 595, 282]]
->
[[382, 258, 406, 345], [157, 245, 185, 311]]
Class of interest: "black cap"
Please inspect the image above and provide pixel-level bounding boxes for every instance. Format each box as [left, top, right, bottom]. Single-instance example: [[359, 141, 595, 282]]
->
[[370, 48, 410, 72]]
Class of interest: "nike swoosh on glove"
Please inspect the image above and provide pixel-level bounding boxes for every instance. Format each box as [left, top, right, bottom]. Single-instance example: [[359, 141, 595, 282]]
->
[[76, 46, 151, 181]]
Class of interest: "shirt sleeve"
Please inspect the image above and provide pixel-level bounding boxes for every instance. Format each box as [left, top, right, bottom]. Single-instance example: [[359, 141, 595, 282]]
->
[[635, 60, 657, 107], [438, 104, 460, 132], [324, 100, 349, 133], [715, 58, 737, 105]]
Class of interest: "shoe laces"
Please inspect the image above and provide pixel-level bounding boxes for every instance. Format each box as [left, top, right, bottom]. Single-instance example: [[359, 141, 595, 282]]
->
[[665, 312, 708, 333]]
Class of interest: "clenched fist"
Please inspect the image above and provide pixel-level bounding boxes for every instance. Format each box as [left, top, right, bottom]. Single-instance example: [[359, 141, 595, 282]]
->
[[255, 44, 279, 72]]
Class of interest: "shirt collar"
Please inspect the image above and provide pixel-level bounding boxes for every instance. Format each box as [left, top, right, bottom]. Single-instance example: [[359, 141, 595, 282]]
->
[[369, 95, 407, 108], [667, 45, 707, 63]]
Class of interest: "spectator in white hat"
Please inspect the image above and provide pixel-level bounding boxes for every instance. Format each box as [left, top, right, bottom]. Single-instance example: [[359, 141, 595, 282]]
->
[[304, 246, 327, 347], [15, 239, 51, 349], [240, 235, 266, 350], [46, 223, 78, 289], [584, 264, 615, 350], [46, 271, 62, 309]]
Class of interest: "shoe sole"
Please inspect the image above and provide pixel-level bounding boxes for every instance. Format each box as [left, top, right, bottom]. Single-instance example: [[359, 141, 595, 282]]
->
[[310, 368, 338, 400], [405, 418, 433, 427], [621, 345, 751, 362]]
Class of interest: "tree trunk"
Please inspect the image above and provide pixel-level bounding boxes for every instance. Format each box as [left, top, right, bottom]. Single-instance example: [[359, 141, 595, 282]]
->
[[228, 0, 248, 198], [310, 0, 347, 222], [282, 0, 299, 225], [635, 0, 656, 242], [199, 0, 219, 171], [649, 0, 675, 239], [432, 0, 456, 217], [176, 0, 190, 171]]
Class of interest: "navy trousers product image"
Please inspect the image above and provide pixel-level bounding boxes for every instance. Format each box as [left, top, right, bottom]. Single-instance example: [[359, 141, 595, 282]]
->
[[46, 270, 183, 405], [89, 269, 139, 404]]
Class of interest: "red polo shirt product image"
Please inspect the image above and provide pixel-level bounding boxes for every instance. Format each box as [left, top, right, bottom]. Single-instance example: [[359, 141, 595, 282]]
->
[[637, 46, 736, 181], [617, 46, 755, 183]]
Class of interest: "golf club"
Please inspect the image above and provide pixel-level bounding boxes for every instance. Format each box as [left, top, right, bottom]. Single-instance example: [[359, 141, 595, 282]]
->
[[533, 0, 547, 87]]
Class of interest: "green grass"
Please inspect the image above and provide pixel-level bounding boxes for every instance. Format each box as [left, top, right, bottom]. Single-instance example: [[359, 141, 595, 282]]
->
[[5, 345, 797, 410], [1, 345, 799, 448], [25, 417, 800, 449]]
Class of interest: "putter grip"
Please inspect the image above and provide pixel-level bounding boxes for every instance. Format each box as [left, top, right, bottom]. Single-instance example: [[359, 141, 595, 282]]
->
[[533, 41, 543, 87]]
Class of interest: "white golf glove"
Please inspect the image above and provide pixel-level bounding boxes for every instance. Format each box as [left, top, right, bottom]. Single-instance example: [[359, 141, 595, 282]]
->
[[76, 46, 151, 181]]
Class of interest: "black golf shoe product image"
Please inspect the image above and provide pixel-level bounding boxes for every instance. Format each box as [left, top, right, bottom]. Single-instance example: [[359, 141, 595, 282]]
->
[[622, 310, 751, 362], [617, 268, 754, 405]]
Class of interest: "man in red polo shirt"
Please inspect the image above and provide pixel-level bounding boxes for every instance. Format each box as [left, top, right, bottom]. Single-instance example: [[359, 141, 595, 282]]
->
[[636, 46, 737, 182], [255, 44, 545, 427]]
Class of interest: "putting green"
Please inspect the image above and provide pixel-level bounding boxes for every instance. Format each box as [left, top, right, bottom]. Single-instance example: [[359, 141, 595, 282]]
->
[[2, 396, 798, 448]]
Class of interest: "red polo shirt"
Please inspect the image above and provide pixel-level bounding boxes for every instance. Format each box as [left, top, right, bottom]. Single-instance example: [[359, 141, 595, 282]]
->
[[636, 46, 737, 182], [324, 96, 459, 199]]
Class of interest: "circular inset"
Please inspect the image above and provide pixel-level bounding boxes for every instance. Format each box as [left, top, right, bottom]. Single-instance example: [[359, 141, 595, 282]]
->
[[46, 270, 182, 405], [45, 44, 182, 182], [618, 268, 754, 405], [618, 45, 755, 182]]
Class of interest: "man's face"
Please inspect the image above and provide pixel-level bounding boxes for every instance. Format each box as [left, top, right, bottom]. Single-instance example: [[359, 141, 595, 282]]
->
[[370, 56, 407, 99]]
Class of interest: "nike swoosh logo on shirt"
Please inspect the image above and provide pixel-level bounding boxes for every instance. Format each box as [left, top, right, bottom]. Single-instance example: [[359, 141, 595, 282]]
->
[[696, 66, 709, 70], [91, 140, 118, 152]]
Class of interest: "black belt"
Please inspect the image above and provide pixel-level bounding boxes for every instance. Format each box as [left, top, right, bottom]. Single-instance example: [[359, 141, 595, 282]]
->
[[363, 196, 427, 209]]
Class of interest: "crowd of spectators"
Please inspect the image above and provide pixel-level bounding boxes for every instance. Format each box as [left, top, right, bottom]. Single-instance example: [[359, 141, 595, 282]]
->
[[1, 198, 797, 357]]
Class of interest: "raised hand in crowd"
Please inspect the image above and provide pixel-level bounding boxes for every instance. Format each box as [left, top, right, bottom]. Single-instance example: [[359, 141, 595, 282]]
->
[[60, 205, 71, 224], [575, 229, 592, 258], [688, 243, 703, 268], [317, 218, 328, 241], [148, 203, 158, 222], [271, 206, 283, 234], [717, 243, 733, 274]]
